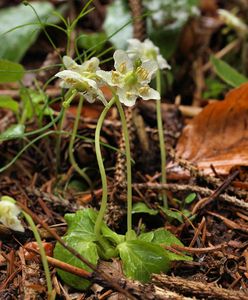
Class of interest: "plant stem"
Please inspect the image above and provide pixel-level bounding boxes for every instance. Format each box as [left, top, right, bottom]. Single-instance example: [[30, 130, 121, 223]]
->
[[55, 107, 65, 175], [68, 96, 93, 189], [156, 70, 168, 208], [55, 90, 76, 175], [94, 97, 116, 239], [22, 212, 54, 300], [115, 99, 133, 240]]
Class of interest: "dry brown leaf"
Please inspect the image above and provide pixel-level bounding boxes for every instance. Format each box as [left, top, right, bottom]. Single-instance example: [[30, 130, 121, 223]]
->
[[176, 83, 248, 175]]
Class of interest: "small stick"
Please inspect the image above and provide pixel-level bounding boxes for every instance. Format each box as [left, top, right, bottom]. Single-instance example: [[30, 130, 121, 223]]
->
[[133, 181, 248, 211], [152, 273, 248, 300], [24, 246, 91, 279], [170, 243, 227, 254], [192, 169, 240, 213]]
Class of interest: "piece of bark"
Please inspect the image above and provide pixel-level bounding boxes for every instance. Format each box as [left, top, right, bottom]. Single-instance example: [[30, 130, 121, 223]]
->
[[152, 274, 248, 300]]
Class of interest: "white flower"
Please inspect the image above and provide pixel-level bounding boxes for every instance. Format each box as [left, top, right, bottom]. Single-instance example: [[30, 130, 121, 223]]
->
[[55, 56, 107, 105], [0, 196, 24, 232], [127, 39, 171, 71], [63, 56, 100, 75], [218, 9, 248, 36], [96, 50, 160, 107]]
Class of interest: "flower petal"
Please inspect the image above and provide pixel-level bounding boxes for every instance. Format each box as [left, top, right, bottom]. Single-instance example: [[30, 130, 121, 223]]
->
[[127, 39, 142, 59], [96, 70, 113, 85], [63, 56, 77, 69], [114, 50, 133, 73], [81, 57, 100, 73], [127, 38, 142, 49], [55, 70, 82, 81], [157, 55, 171, 70], [138, 86, 160, 100], [142, 60, 158, 76], [117, 88, 137, 107]]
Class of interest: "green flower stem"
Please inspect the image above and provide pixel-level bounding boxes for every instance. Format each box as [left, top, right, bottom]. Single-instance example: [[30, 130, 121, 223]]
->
[[55, 107, 65, 175], [68, 96, 93, 189], [115, 99, 133, 241], [94, 97, 116, 240], [156, 70, 168, 208], [22, 212, 54, 300], [55, 90, 77, 175]]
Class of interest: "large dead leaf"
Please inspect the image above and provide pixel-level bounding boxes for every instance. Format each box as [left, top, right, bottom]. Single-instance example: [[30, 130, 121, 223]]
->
[[176, 83, 248, 175]]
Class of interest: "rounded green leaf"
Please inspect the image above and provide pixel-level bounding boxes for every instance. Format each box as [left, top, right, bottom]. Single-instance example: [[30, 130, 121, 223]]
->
[[117, 240, 170, 282], [64, 208, 97, 241], [0, 59, 24, 82], [54, 236, 99, 290]]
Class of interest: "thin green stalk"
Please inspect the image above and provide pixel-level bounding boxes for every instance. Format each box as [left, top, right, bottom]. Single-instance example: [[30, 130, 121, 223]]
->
[[55, 107, 66, 175], [115, 99, 133, 240], [68, 97, 93, 189], [55, 90, 77, 175], [94, 97, 116, 239], [156, 70, 168, 208], [22, 212, 54, 300]]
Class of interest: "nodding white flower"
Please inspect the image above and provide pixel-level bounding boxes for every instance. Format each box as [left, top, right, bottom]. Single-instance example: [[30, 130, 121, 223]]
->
[[218, 9, 248, 36], [96, 50, 160, 107], [55, 56, 107, 105], [0, 196, 24, 232], [127, 39, 171, 71]]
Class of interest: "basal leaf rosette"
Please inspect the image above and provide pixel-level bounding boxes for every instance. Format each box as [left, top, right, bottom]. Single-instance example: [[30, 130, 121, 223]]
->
[[55, 56, 107, 105], [127, 38, 171, 71], [96, 49, 160, 106]]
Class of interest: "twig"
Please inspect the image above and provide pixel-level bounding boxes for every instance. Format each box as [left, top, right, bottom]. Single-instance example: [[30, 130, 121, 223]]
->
[[170, 243, 227, 254], [152, 274, 248, 300], [24, 246, 91, 278], [192, 169, 240, 214], [133, 182, 248, 211]]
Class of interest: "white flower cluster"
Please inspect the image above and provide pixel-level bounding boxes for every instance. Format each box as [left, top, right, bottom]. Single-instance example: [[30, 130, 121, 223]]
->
[[0, 196, 24, 232], [55, 39, 170, 107]]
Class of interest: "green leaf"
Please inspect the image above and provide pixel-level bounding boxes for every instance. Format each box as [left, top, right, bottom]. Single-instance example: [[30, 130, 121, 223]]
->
[[139, 229, 192, 262], [0, 59, 24, 82], [63, 208, 97, 241], [0, 95, 19, 113], [137, 231, 154, 242], [210, 56, 248, 87], [0, 124, 25, 141], [101, 223, 125, 245], [54, 235, 98, 290], [20, 88, 53, 120], [139, 228, 183, 246], [132, 202, 158, 215], [203, 77, 227, 99], [118, 240, 170, 282], [160, 207, 184, 223], [77, 32, 107, 53], [185, 193, 196, 204], [0, 2, 54, 62]]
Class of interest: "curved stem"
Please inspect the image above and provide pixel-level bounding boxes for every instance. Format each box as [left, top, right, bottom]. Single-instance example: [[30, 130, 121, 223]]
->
[[115, 99, 133, 240], [94, 97, 116, 239], [156, 70, 168, 208], [68, 97, 93, 189], [23, 212, 54, 300]]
